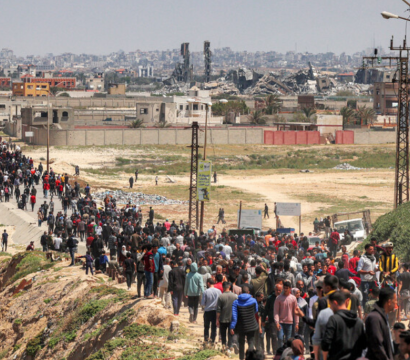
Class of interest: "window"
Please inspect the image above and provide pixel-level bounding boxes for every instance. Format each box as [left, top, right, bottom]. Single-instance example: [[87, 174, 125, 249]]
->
[[0, 105, 5, 109], [156, 108, 159, 112], [41, 85, 47, 89], [62, 111, 68, 117], [193, 104, 198, 110], [186, 105, 189, 110], [20, 85, 23, 89], [140, 108, 148, 114], [201, 105, 204, 110], [180, 105, 183, 110]]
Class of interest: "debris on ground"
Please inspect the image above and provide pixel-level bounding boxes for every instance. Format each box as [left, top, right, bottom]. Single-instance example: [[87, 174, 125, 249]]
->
[[300, 169, 314, 173], [92, 190, 188, 206], [333, 163, 362, 170]]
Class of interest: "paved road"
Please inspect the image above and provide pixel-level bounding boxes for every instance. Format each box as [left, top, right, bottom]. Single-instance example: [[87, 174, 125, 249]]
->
[[7, 180, 88, 255]]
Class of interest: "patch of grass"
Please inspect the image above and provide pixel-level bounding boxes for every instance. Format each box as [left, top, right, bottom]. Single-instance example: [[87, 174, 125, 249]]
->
[[53, 267, 63, 272], [10, 251, 55, 285], [43, 298, 51, 304], [13, 318, 22, 325], [26, 331, 44, 357], [13, 344, 21, 352], [178, 350, 221, 360], [0, 349, 9, 358], [86, 338, 127, 360], [123, 324, 168, 339], [0, 252, 12, 257]]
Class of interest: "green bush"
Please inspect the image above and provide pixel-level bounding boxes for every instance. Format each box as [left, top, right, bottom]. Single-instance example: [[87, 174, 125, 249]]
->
[[26, 331, 43, 357], [363, 201, 410, 260]]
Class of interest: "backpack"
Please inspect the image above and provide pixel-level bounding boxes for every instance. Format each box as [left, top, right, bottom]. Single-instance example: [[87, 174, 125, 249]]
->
[[47, 214, 54, 225], [4, 187, 8, 194]]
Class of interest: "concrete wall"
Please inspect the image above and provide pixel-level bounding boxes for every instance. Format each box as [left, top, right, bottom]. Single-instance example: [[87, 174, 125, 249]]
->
[[353, 129, 396, 144], [22, 127, 265, 146]]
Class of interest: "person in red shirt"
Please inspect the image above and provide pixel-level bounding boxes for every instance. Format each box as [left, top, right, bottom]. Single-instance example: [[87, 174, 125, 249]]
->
[[86, 235, 94, 250], [326, 258, 337, 275], [30, 194, 36, 212], [349, 249, 360, 275], [43, 182, 50, 199], [330, 228, 340, 257], [214, 273, 223, 292], [143, 244, 155, 298]]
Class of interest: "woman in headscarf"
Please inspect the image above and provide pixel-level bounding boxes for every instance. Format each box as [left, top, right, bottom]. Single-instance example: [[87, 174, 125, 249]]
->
[[119, 245, 127, 265], [292, 288, 308, 337], [290, 339, 305, 360]]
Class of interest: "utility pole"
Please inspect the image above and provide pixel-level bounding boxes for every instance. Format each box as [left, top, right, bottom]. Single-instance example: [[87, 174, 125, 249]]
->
[[362, 37, 410, 208], [188, 122, 199, 229], [199, 105, 209, 233]]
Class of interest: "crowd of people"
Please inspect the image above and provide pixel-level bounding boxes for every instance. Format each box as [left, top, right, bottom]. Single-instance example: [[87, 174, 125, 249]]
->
[[3, 139, 410, 360]]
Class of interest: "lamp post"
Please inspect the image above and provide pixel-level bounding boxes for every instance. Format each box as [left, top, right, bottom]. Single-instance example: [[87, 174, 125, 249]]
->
[[187, 99, 213, 232], [47, 92, 50, 173], [381, 11, 410, 21]]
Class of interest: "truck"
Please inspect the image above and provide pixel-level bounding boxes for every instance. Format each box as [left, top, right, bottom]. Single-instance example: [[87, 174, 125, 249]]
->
[[331, 210, 372, 243]]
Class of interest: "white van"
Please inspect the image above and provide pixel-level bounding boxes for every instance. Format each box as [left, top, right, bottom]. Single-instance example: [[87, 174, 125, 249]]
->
[[334, 218, 366, 242]]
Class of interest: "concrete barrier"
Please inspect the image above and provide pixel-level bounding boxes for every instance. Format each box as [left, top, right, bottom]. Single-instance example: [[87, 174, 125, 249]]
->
[[0, 202, 44, 247]]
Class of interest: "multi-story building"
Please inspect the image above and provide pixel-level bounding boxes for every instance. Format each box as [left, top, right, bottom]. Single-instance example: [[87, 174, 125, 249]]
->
[[0, 77, 11, 87], [374, 82, 398, 116], [12, 82, 50, 97]]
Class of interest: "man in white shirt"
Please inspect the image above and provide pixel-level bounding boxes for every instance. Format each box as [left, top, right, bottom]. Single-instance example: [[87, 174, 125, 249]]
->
[[159, 258, 172, 309], [357, 243, 377, 307], [223, 243, 232, 260], [54, 235, 62, 251]]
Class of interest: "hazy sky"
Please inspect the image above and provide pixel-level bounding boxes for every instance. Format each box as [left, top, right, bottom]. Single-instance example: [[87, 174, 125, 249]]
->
[[1, 0, 409, 56]]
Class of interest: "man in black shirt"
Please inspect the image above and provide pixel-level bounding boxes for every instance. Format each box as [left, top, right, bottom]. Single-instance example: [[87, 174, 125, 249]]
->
[[124, 252, 136, 291], [172, 242, 184, 260]]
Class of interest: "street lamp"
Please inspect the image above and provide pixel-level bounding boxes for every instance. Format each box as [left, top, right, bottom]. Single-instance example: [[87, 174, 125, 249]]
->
[[381, 11, 410, 21]]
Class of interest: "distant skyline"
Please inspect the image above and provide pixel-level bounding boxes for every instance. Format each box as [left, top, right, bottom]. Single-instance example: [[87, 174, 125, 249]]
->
[[1, 0, 408, 57]]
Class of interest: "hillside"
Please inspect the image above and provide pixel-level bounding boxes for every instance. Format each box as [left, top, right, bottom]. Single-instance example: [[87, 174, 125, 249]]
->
[[0, 251, 223, 360]]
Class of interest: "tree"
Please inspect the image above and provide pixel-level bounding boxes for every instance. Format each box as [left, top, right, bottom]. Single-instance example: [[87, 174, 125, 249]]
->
[[302, 107, 317, 121], [340, 106, 355, 124], [264, 94, 282, 115], [128, 119, 145, 128], [50, 87, 61, 95], [155, 121, 172, 128], [247, 110, 267, 125], [355, 106, 376, 125]]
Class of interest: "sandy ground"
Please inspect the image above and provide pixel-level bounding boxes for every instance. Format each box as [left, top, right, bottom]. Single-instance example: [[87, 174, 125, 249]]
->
[[22, 146, 395, 234]]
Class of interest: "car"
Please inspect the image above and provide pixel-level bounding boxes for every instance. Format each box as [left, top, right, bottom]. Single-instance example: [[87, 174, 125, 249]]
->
[[242, 226, 261, 237]]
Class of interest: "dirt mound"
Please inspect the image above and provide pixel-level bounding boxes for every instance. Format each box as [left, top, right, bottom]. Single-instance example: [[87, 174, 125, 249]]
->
[[0, 251, 218, 360]]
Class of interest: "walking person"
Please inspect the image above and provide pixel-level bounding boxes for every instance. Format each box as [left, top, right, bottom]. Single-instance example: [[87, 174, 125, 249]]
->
[[202, 278, 221, 344], [66, 234, 78, 266], [264, 204, 269, 219], [159, 258, 172, 309], [37, 209, 43, 227], [143, 244, 154, 298], [329, 228, 339, 258], [399, 263, 410, 320], [273, 281, 299, 348], [365, 287, 397, 360], [129, 176, 134, 189], [77, 251, 94, 275], [321, 291, 366, 360], [124, 252, 136, 291], [230, 284, 259, 360], [184, 263, 204, 323], [217, 281, 238, 352], [1, 230, 8, 252], [155, 176, 158, 186], [168, 260, 186, 315], [358, 243, 378, 308]]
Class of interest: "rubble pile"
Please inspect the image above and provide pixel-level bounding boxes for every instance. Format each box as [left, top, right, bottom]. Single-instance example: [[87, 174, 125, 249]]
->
[[333, 163, 362, 170], [92, 190, 188, 205]]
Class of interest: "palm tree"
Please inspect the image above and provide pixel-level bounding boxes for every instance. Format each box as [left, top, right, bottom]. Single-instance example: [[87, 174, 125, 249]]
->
[[302, 107, 317, 121], [355, 106, 376, 126], [340, 106, 355, 125], [128, 119, 145, 128], [247, 110, 267, 125], [155, 121, 172, 128], [264, 94, 282, 115]]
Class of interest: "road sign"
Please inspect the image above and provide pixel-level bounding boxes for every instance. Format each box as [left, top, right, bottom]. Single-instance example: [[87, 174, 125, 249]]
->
[[237, 209, 262, 229], [25, 132, 34, 137], [276, 202, 301, 216], [197, 161, 212, 201]]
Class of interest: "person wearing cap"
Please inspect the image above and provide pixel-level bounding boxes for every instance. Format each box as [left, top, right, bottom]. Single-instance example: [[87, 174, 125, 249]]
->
[[379, 241, 399, 283]]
